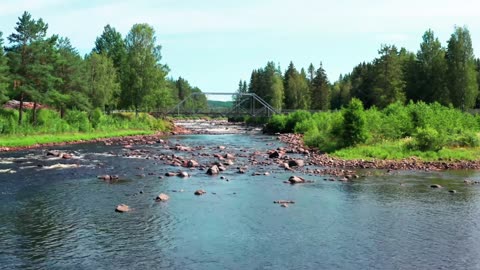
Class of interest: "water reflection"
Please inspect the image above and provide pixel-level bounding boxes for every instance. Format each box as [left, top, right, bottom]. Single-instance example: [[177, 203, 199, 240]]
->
[[0, 136, 480, 269]]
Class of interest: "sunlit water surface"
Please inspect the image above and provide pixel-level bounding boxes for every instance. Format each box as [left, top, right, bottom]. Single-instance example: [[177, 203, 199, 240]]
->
[[1, 134, 480, 269]]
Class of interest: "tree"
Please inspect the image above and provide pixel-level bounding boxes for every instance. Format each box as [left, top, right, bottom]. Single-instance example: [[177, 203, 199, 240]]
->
[[93, 24, 127, 71], [50, 37, 89, 117], [349, 62, 376, 108], [122, 23, 168, 115], [7, 11, 57, 124], [310, 63, 330, 110], [283, 62, 310, 110], [409, 29, 449, 104], [307, 63, 315, 83], [341, 98, 368, 147], [84, 53, 120, 112], [0, 32, 10, 104], [446, 26, 478, 110]]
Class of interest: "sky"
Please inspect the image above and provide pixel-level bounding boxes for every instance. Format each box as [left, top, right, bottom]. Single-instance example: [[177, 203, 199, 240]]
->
[[1, 0, 480, 99]]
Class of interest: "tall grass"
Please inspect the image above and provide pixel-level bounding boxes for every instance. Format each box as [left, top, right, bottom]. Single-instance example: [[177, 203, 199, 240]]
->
[[265, 101, 480, 160], [0, 108, 171, 147]]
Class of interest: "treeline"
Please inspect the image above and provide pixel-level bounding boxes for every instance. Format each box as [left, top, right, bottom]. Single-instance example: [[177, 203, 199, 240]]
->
[[240, 27, 480, 111], [0, 11, 206, 125]]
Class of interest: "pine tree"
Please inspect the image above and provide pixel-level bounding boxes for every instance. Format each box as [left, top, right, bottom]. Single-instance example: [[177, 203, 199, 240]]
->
[[7, 11, 57, 124], [0, 32, 10, 104], [310, 63, 330, 110]]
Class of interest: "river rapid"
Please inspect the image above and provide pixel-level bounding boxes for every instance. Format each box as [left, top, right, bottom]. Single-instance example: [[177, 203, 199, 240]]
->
[[1, 121, 480, 269]]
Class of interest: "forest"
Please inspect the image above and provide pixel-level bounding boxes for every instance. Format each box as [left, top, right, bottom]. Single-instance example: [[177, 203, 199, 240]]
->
[[240, 27, 480, 111], [0, 11, 207, 129]]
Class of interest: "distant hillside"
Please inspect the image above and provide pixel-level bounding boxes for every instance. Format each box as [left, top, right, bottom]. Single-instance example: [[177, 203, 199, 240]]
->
[[208, 100, 233, 108]]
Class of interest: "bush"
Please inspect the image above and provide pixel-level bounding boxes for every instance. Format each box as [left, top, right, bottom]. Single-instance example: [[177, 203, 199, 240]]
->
[[284, 110, 311, 132], [341, 98, 368, 147], [65, 110, 92, 132], [90, 108, 104, 129], [410, 127, 446, 151], [264, 114, 287, 133]]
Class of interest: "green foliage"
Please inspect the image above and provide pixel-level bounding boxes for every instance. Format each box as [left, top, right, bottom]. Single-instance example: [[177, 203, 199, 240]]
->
[[409, 127, 446, 151], [264, 114, 287, 133], [341, 98, 368, 147], [285, 110, 311, 132]]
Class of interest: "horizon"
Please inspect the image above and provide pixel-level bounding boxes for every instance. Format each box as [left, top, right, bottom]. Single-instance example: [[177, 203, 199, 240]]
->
[[1, 0, 480, 98]]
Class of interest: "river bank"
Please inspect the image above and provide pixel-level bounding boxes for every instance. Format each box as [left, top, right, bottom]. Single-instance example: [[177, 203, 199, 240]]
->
[[278, 133, 480, 171], [1, 119, 479, 171]]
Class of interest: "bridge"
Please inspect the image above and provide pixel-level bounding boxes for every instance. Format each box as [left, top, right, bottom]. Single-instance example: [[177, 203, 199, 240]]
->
[[162, 92, 280, 118]]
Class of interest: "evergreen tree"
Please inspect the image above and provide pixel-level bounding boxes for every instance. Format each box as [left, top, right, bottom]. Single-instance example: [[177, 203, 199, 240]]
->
[[446, 26, 478, 110], [0, 32, 10, 104], [372, 45, 406, 108], [410, 30, 449, 104], [50, 37, 89, 117], [93, 24, 127, 71], [7, 11, 57, 124], [310, 63, 330, 110]]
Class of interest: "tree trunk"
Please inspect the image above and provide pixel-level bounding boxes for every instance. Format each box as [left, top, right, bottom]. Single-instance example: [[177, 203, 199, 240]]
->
[[60, 107, 65, 119], [18, 93, 24, 125]]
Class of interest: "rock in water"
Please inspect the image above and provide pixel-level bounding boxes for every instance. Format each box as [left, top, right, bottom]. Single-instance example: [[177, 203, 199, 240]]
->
[[115, 204, 130, 213], [207, 165, 220, 175], [288, 159, 305, 167], [156, 193, 170, 201], [177, 171, 189, 178], [194, 190, 206, 195], [430, 184, 442, 188], [288, 175, 305, 184], [187, 160, 199, 167]]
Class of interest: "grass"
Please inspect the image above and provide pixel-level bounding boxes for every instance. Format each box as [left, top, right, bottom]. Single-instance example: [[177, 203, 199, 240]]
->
[[0, 129, 156, 148], [332, 139, 480, 161]]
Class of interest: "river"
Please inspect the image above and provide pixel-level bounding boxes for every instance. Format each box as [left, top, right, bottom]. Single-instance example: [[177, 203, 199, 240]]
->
[[1, 129, 480, 269]]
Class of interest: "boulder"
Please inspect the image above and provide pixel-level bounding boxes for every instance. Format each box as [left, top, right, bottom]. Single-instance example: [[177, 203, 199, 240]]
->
[[177, 171, 189, 178], [61, 153, 73, 159], [223, 159, 234, 166], [115, 204, 130, 213], [269, 151, 282, 159], [186, 160, 199, 167], [223, 153, 235, 160], [194, 189, 207, 196], [430, 184, 442, 188], [288, 159, 305, 167], [156, 193, 170, 201], [165, 172, 177, 177], [288, 175, 305, 184], [207, 165, 220, 175], [46, 150, 62, 157]]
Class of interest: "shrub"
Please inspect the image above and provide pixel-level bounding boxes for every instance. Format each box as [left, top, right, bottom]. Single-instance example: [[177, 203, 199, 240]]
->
[[284, 110, 311, 132], [65, 110, 92, 132], [410, 127, 446, 151], [341, 98, 368, 147], [264, 114, 287, 133]]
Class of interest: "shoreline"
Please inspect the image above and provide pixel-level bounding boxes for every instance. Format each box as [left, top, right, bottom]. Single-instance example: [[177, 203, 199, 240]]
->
[[0, 125, 193, 153], [1, 121, 479, 171], [278, 133, 480, 171]]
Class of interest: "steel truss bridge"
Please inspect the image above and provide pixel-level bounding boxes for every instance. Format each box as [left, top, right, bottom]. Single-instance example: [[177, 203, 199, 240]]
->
[[162, 92, 280, 118]]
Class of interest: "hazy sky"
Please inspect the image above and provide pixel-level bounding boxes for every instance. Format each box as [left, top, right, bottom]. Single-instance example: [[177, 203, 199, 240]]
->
[[1, 0, 480, 95]]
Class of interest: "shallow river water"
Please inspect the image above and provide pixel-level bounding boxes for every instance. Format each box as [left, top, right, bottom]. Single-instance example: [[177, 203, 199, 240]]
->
[[1, 134, 480, 269]]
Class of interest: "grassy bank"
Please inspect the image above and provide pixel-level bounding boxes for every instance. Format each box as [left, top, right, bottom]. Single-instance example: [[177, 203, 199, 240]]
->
[[0, 129, 156, 148], [331, 139, 480, 161], [0, 108, 171, 148], [265, 100, 480, 161]]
